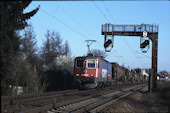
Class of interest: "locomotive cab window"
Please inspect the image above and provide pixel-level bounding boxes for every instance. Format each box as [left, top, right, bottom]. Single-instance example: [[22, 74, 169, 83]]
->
[[76, 59, 84, 68], [87, 60, 96, 68]]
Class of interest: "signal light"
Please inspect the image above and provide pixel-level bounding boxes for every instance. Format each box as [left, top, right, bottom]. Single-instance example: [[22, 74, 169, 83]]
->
[[140, 40, 149, 48], [104, 39, 112, 48], [91, 74, 94, 77]]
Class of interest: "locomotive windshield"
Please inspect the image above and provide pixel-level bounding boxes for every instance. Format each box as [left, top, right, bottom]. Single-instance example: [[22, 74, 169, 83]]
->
[[87, 59, 96, 68], [76, 59, 84, 68]]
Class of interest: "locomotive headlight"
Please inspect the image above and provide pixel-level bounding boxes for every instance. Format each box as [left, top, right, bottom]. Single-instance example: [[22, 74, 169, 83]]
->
[[91, 74, 94, 77]]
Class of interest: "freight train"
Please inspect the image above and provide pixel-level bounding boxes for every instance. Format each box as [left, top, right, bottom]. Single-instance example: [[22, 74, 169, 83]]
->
[[73, 54, 148, 89]]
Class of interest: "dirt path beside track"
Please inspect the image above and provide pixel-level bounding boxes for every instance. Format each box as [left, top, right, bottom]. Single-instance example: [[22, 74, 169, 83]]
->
[[102, 84, 170, 113]]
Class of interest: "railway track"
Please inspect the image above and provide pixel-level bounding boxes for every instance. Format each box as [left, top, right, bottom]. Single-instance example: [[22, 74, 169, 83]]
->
[[2, 89, 78, 105], [1, 89, 95, 113], [2, 85, 118, 113], [15, 84, 146, 113], [52, 84, 144, 113]]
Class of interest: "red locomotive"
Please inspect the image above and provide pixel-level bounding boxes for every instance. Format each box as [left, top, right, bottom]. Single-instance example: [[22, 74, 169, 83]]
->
[[73, 54, 112, 89]]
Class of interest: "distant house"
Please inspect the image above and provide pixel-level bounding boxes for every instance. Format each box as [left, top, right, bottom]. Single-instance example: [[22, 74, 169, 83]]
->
[[141, 69, 149, 77], [168, 74, 170, 78]]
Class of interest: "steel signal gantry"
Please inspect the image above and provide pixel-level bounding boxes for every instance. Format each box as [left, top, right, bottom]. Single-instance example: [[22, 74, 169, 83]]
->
[[101, 23, 158, 93]]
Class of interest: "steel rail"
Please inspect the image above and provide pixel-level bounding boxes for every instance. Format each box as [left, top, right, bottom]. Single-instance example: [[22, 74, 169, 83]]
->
[[2, 89, 78, 102], [89, 85, 144, 113], [10, 84, 145, 113], [51, 84, 145, 113]]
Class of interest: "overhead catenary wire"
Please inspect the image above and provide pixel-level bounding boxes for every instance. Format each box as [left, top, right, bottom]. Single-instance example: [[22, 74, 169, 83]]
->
[[101, 2, 150, 61], [92, 1, 125, 58], [92, 0, 124, 61], [31, 2, 107, 55], [92, 0, 110, 23], [102, 0, 117, 24], [122, 38, 143, 65], [100, 1, 150, 68], [92, 1, 125, 63], [54, 2, 98, 40], [135, 51, 151, 59], [53, 2, 107, 54], [94, 1, 124, 64], [31, 3, 89, 40], [32, 2, 149, 68]]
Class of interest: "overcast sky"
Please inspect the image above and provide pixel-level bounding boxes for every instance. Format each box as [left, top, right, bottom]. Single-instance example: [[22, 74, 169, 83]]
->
[[24, 1, 170, 72]]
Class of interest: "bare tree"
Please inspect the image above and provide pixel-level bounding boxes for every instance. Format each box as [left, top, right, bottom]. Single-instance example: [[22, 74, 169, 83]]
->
[[41, 30, 65, 69], [63, 41, 71, 56], [40, 30, 75, 91], [91, 49, 107, 58], [12, 23, 41, 94], [20, 23, 37, 56], [41, 30, 52, 64], [50, 31, 63, 56]]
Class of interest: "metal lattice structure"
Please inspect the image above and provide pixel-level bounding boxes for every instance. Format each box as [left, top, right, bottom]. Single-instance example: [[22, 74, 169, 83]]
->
[[101, 23, 158, 93], [102, 23, 158, 35]]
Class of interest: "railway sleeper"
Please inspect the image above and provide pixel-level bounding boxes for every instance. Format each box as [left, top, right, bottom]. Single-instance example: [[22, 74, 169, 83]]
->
[[53, 84, 144, 113]]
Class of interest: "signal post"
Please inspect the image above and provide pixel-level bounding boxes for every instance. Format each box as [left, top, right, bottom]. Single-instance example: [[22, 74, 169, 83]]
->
[[150, 33, 158, 91], [101, 23, 158, 93]]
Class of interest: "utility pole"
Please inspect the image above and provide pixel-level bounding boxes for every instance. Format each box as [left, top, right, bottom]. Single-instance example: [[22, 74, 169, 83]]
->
[[101, 23, 158, 93], [85, 40, 96, 54]]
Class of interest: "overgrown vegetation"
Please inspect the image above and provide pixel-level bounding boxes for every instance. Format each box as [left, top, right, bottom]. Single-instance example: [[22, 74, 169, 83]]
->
[[1, 1, 40, 95], [40, 30, 74, 92], [1, 1, 74, 96], [146, 85, 170, 112]]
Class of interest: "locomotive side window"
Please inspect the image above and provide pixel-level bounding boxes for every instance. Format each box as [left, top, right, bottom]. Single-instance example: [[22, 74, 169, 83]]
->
[[76, 59, 84, 68], [87, 60, 96, 68]]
